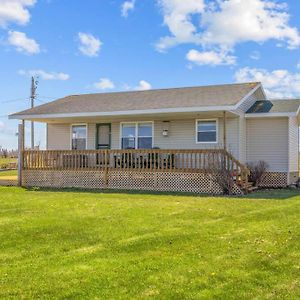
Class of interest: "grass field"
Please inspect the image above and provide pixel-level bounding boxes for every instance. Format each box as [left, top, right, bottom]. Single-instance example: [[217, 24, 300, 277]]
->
[[0, 157, 17, 168], [0, 170, 17, 177], [0, 187, 300, 299]]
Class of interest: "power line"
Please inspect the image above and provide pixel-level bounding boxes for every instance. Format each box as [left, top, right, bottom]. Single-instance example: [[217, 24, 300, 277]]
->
[[38, 95, 56, 99], [36, 99, 46, 104], [1, 97, 28, 104]]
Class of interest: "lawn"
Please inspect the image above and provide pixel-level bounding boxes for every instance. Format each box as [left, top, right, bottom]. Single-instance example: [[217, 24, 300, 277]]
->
[[0, 187, 300, 299], [0, 170, 17, 177], [0, 157, 17, 169]]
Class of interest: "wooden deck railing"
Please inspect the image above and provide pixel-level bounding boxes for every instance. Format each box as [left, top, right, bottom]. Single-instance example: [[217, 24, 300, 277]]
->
[[22, 149, 250, 190]]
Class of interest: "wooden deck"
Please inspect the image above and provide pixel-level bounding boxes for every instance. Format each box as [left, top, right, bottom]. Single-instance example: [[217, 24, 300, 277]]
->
[[21, 149, 250, 194]]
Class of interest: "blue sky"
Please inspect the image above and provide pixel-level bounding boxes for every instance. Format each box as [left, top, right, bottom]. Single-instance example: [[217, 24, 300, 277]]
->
[[0, 0, 300, 149]]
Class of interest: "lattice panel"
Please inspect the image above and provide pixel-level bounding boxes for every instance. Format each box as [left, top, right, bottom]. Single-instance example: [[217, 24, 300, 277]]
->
[[0, 179, 17, 186], [23, 170, 106, 189], [108, 171, 234, 194], [259, 172, 288, 188], [22, 170, 244, 195], [156, 172, 223, 194], [108, 171, 157, 191]]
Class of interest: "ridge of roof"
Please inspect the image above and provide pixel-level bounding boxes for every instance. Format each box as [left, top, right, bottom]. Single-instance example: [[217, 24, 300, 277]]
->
[[65, 81, 261, 98]]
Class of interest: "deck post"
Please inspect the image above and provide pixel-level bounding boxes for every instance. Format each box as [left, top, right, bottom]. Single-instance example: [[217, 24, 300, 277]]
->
[[223, 111, 227, 151], [104, 149, 108, 188], [18, 120, 25, 186]]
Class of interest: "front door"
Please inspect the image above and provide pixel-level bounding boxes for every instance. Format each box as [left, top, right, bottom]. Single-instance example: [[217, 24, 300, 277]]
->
[[96, 124, 111, 149]]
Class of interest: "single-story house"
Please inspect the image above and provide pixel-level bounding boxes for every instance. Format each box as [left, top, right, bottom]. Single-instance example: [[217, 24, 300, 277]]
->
[[10, 82, 300, 194]]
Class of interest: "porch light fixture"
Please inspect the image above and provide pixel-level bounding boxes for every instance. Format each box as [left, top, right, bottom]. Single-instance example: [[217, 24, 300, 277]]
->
[[162, 121, 170, 137]]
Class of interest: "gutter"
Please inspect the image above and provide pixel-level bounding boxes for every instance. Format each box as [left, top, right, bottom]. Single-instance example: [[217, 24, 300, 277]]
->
[[245, 112, 298, 118], [9, 105, 236, 120]]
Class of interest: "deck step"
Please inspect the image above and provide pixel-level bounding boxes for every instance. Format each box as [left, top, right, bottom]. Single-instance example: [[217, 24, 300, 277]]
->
[[248, 186, 258, 192]]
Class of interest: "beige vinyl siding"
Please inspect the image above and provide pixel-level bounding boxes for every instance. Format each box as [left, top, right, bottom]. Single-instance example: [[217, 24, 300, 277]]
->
[[47, 123, 95, 150], [238, 117, 247, 163], [153, 118, 239, 158], [235, 89, 265, 163], [111, 122, 120, 149], [47, 124, 70, 150], [87, 124, 96, 149], [46, 118, 240, 158], [236, 88, 265, 114], [236, 94, 257, 114], [288, 116, 299, 172], [246, 118, 289, 172]]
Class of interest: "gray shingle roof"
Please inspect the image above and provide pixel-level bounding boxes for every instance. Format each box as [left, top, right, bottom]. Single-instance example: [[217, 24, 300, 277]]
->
[[10, 82, 260, 118], [247, 99, 300, 114]]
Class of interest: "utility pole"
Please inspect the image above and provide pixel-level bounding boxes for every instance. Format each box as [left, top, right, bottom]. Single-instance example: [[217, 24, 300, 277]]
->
[[30, 76, 37, 150]]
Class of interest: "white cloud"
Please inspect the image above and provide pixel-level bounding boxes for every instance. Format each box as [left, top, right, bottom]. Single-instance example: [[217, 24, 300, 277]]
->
[[18, 69, 70, 81], [235, 67, 300, 98], [156, 0, 205, 51], [186, 49, 236, 66], [121, 0, 135, 17], [93, 78, 115, 90], [157, 0, 300, 65], [297, 62, 300, 69], [78, 32, 102, 57], [201, 0, 300, 50], [7, 30, 40, 54], [134, 80, 152, 91], [250, 51, 261, 60], [0, 0, 36, 28]]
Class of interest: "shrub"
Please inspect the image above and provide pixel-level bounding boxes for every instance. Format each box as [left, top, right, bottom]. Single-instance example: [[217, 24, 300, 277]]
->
[[208, 157, 236, 195], [213, 167, 236, 195], [247, 161, 269, 187]]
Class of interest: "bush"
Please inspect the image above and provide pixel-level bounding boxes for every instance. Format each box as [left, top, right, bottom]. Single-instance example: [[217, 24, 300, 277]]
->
[[247, 161, 269, 187], [213, 168, 236, 195], [208, 157, 236, 195]]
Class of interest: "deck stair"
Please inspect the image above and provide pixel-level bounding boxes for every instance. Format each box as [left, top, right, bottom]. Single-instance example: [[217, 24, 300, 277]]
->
[[245, 181, 258, 193]]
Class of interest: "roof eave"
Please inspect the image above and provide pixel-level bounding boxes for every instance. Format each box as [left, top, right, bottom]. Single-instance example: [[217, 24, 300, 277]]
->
[[245, 112, 298, 118], [233, 83, 264, 110], [9, 105, 237, 120]]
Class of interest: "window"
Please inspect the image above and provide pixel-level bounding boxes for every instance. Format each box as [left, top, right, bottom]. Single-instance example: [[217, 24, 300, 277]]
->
[[72, 125, 87, 150], [196, 120, 217, 143], [121, 123, 136, 149], [121, 122, 153, 149]]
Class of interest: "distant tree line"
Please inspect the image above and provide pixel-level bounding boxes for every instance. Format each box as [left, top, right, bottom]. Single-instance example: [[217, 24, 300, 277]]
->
[[0, 146, 18, 158]]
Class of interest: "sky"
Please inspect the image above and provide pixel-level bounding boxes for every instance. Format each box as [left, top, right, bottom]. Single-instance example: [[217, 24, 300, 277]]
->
[[0, 0, 300, 150]]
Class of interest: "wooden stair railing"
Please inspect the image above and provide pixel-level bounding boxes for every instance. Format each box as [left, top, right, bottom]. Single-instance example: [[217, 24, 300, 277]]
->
[[222, 150, 250, 193]]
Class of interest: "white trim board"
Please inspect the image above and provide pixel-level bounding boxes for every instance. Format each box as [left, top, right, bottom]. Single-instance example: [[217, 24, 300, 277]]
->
[[70, 123, 88, 150], [119, 121, 154, 149], [9, 105, 237, 120], [195, 119, 219, 144], [245, 112, 298, 118]]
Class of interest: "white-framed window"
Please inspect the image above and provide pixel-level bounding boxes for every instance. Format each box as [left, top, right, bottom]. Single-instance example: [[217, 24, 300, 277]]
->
[[121, 122, 153, 149], [196, 119, 218, 143], [71, 124, 87, 150]]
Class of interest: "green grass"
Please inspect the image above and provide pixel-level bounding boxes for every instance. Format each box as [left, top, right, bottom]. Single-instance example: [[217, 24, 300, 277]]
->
[[0, 187, 300, 299], [0, 157, 17, 168], [0, 170, 17, 177]]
